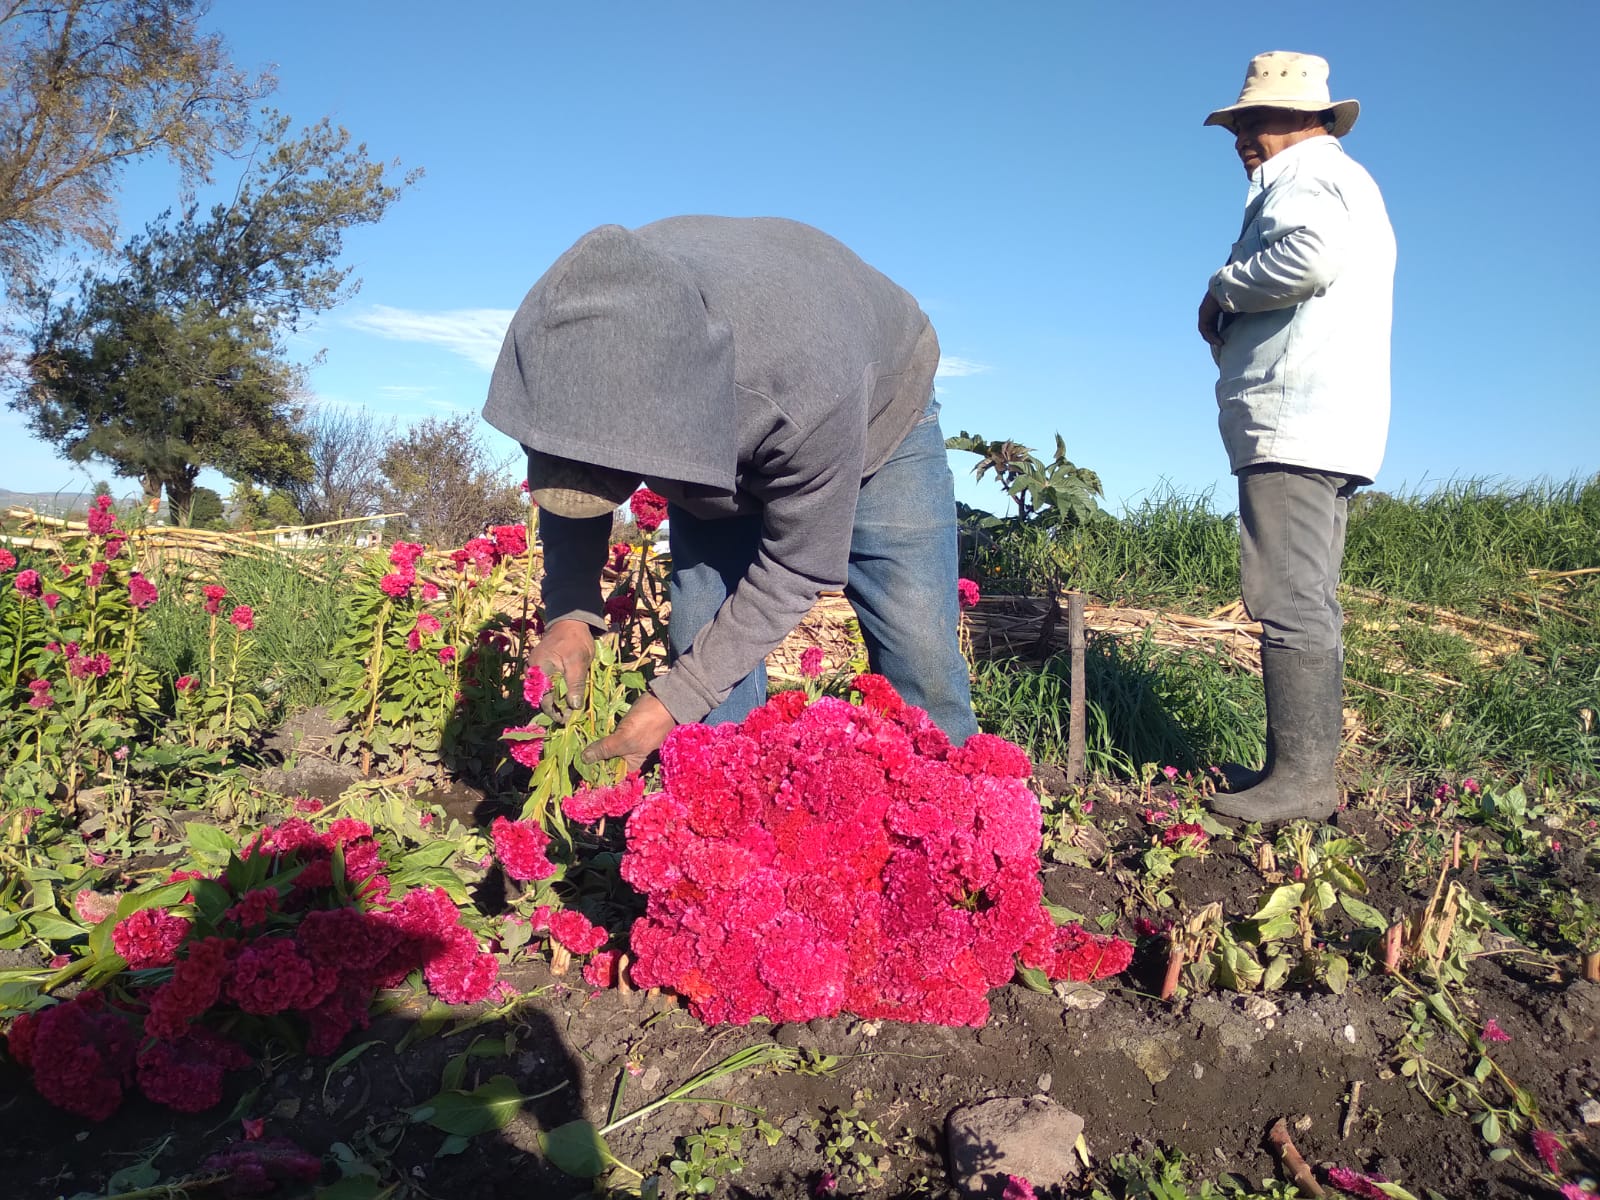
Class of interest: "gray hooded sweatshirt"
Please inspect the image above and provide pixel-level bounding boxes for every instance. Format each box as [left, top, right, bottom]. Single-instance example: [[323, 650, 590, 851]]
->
[[482, 216, 939, 723]]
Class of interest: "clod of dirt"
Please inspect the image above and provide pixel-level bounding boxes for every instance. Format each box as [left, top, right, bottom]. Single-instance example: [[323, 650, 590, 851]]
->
[[945, 1096, 1084, 1198]]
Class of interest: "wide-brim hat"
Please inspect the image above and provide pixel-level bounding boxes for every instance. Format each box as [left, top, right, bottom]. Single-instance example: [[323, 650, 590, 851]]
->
[[525, 449, 642, 520], [1204, 50, 1359, 138]]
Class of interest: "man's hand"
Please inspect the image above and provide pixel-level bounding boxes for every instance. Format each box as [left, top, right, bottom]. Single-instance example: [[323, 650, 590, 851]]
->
[[527, 619, 596, 721], [581, 693, 676, 772], [1198, 290, 1225, 347]]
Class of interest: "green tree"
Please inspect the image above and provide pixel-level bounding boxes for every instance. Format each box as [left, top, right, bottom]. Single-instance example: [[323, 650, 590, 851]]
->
[[379, 413, 525, 547], [179, 483, 224, 528], [0, 0, 270, 299], [15, 114, 419, 523], [946, 430, 1103, 529]]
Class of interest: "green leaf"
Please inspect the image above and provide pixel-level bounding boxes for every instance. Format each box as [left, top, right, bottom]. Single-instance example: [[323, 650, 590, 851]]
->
[[1488, 1147, 1512, 1162], [30, 916, 85, 943], [410, 1074, 525, 1137], [1250, 884, 1304, 922], [1324, 953, 1350, 995], [185, 821, 237, 858], [1014, 965, 1053, 994], [1480, 1110, 1502, 1143], [1472, 1056, 1492, 1083], [1338, 892, 1389, 932], [435, 1134, 470, 1158], [539, 1119, 617, 1179]]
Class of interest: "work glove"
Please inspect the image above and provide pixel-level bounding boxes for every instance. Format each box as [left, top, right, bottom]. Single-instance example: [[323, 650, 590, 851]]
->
[[526, 619, 596, 722]]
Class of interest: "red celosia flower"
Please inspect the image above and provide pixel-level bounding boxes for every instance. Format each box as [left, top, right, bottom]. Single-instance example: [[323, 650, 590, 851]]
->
[[86, 500, 117, 535], [137, 1027, 250, 1113], [0, 547, 15, 570], [112, 908, 192, 969], [1161, 822, 1209, 850], [15, 568, 41, 597], [223, 888, 279, 929], [68, 650, 112, 678], [105, 534, 125, 558], [490, 523, 527, 557], [228, 937, 323, 1015], [957, 578, 981, 609], [501, 724, 545, 769], [421, 580, 441, 601], [27, 679, 53, 708], [608, 542, 631, 572], [523, 663, 551, 709], [604, 589, 637, 627], [175, 674, 200, 693], [202, 1139, 323, 1196], [389, 541, 425, 571], [87, 560, 108, 588], [145, 937, 235, 1039], [549, 909, 607, 955], [492, 815, 556, 881], [203, 584, 228, 615], [229, 604, 254, 631], [563, 774, 647, 824], [379, 572, 413, 598], [1326, 1167, 1391, 1199], [438, 645, 458, 664], [128, 572, 158, 609], [17, 991, 136, 1120], [630, 488, 668, 532], [1531, 1129, 1563, 1174], [454, 536, 497, 575], [583, 949, 620, 988], [799, 646, 824, 678], [1481, 1018, 1512, 1043], [41, 591, 60, 610]]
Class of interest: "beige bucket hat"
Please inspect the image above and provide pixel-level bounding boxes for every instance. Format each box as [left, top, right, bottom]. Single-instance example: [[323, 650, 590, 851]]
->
[[1204, 51, 1359, 138], [525, 448, 642, 519]]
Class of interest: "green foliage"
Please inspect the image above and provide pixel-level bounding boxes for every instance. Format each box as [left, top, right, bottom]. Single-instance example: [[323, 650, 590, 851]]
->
[[947, 430, 1103, 530], [970, 637, 1264, 778], [378, 413, 525, 548], [1090, 1145, 1304, 1199], [812, 1098, 888, 1192], [663, 1123, 753, 1196], [179, 485, 226, 529]]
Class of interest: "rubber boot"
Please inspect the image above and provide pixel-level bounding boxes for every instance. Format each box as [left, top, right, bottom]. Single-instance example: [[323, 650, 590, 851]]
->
[[1210, 646, 1342, 824]]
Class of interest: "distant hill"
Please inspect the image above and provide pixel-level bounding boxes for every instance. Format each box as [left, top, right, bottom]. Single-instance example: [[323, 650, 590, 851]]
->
[[0, 488, 140, 517]]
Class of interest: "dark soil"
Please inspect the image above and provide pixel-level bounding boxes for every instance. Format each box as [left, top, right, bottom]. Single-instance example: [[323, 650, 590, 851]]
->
[[3, 775, 1597, 1200]]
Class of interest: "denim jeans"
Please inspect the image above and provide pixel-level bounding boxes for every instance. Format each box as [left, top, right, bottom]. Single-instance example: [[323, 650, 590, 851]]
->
[[1237, 465, 1359, 655], [666, 396, 979, 744]]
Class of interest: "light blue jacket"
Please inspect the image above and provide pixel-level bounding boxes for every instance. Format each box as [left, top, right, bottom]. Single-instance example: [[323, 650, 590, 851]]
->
[[1210, 136, 1396, 483]]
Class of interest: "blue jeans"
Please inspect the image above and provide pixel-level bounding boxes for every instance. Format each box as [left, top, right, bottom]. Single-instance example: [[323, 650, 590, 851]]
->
[[666, 398, 979, 744]]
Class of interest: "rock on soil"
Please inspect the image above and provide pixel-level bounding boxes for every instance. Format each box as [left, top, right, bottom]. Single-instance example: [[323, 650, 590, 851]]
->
[[945, 1095, 1084, 1198]]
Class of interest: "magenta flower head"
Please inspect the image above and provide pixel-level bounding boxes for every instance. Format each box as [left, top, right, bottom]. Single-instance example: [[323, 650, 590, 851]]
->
[[799, 646, 824, 679], [1530, 1128, 1562, 1174], [0, 547, 15, 571], [629, 487, 668, 533], [41, 592, 61, 610], [14, 568, 41, 598], [1461, 777, 1480, 794], [1162, 764, 1179, 780], [1481, 1017, 1512, 1043], [1002, 1177, 1039, 1200], [957, 577, 980, 609], [175, 674, 199, 693], [27, 679, 54, 709], [202, 584, 227, 615], [1326, 1167, 1391, 1199], [127, 572, 158, 609], [229, 605, 254, 631]]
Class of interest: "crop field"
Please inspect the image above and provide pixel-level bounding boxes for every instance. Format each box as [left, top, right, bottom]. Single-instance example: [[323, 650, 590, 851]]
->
[[0, 478, 1596, 1200]]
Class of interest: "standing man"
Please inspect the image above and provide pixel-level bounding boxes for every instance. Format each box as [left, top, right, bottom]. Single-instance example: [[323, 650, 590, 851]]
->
[[483, 216, 979, 769], [1197, 52, 1397, 823]]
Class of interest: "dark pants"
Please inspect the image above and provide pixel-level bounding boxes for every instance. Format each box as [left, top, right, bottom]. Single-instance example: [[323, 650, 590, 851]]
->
[[1237, 465, 1359, 655]]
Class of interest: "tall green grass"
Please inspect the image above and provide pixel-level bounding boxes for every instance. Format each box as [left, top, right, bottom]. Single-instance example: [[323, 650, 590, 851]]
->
[[141, 548, 360, 714], [964, 475, 1600, 789]]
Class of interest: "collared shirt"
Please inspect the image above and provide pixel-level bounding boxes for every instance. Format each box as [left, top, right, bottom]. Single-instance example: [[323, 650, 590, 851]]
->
[[1209, 135, 1397, 482]]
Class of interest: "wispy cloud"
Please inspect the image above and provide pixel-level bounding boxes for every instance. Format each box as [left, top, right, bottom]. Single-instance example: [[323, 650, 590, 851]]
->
[[346, 306, 514, 371], [936, 356, 990, 379]]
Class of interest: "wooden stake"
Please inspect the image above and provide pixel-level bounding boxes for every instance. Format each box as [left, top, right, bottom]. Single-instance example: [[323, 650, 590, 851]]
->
[[1450, 829, 1461, 871], [1066, 592, 1086, 785], [1266, 1118, 1324, 1197]]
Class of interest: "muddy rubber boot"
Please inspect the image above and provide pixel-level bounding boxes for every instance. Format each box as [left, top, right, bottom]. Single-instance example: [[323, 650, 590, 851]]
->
[[1209, 646, 1342, 824]]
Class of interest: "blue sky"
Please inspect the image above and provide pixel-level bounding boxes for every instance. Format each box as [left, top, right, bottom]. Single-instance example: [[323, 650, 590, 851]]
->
[[6, 1, 1598, 515]]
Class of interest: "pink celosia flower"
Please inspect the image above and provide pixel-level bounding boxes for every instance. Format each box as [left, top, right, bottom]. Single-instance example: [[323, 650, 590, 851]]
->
[[491, 816, 556, 881], [87, 560, 108, 588], [957, 577, 980, 609], [27, 679, 53, 708], [1002, 1177, 1038, 1200], [0, 548, 15, 570], [137, 1028, 250, 1113], [608, 542, 631, 572], [1461, 777, 1480, 794], [86, 500, 117, 535], [501, 724, 545, 769], [564, 774, 647, 824], [799, 646, 824, 678], [630, 488, 668, 532], [12, 991, 136, 1120], [1481, 1018, 1512, 1043], [1162, 764, 1179, 780], [15, 568, 42, 597], [490, 524, 527, 558], [67, 650, 112, 679], [1162, 822, 1209, 850], [229, 605, 254, 631], [175, 674, 199, 693], [203, 584, 227, 615], [549, 910, 607, 955], [438, 645, 458, 664], [583, 949, 620, 988], [1326, 1167, 1391, 1199], [128, 573, 158, 609], [105, 534, 125, 558], [389, 541, 425, 571], [41, 592, 61, 610], [379, 572, 412, 598], [1531, 1129, 1563, 1174], [1561, 1185, 1590, 1200], [421, 580, 441, 601], [73, 889, 122, 924], [522, 664, 550, 709], [113, 909, 192, 968]]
